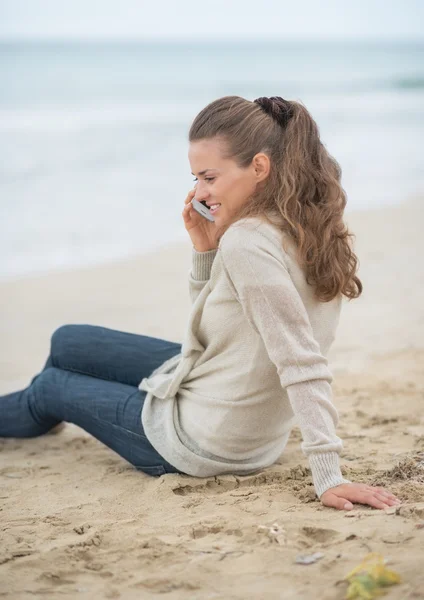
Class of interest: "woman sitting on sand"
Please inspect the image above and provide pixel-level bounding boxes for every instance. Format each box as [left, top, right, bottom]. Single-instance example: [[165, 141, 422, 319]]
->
[[1, 95, 400, 512]]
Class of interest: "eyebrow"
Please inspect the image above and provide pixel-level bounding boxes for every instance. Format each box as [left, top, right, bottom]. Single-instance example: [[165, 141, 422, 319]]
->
[[191, 169, 216, 176]]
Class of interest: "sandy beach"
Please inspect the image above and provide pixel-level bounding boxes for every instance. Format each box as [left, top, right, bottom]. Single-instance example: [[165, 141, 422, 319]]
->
[[1, 198, 423, 599]]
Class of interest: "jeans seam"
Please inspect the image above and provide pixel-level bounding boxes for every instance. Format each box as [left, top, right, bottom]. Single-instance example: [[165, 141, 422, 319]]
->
[[59, 363, 120, 383], [86, 413, 164, 468], [28, 368, 56, 428], [27, 375, 42, 426], [115, 389, 141, 429], [42, 368, 151, 444], [57, 389, 150, 442]]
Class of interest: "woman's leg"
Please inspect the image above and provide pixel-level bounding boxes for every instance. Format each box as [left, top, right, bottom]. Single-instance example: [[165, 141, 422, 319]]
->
[[0, 367, 182, 476], [33, 324, 182, 387], [0, 324, 183, 475]]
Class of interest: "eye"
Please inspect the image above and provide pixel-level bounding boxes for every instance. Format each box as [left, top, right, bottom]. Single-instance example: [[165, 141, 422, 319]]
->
[[192, 177, 215, 183]]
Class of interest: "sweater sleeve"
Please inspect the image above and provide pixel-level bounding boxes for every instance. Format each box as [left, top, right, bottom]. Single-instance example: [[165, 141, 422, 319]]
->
[[188, 247, 218, 304], [219, 225, 350, 498]]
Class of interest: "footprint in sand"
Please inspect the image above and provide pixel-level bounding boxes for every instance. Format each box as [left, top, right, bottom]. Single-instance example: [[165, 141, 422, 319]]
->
[[0, 466, 32, 479], [189, 523, 243, 539], [300, 526, 341, 544], [131, 577, 200, 593]]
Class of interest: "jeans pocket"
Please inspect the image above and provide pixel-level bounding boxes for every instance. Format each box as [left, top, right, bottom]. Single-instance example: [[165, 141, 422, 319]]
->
[[136, 464, 167, 477]]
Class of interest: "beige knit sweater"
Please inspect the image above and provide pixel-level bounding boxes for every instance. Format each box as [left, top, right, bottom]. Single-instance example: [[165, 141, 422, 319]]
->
[[140, 216, 350, 498]]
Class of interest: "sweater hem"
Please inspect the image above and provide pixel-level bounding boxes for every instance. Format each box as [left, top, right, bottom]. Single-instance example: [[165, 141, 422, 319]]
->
[[191, 247, 218, 281], [141, 391, 289, 478], [308, 451, 351, 498]]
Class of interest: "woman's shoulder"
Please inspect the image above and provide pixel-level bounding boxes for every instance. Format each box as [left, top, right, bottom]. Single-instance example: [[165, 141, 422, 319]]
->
[[219, 215, 294, 259]]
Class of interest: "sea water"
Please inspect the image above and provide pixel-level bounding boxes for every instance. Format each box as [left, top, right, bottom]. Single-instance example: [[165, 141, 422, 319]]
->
[[1, 39, 423, 280]]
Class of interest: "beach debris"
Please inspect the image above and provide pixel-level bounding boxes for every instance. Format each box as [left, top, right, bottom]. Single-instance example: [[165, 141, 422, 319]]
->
[[191, 549, 245, 561], [73, 524, 91, 535], [372, 451, 424, 486], [343, 552, 401, 599], [383, 506, 398, 515], [295, 552, 324, 565], [257, 521, 287, 545]]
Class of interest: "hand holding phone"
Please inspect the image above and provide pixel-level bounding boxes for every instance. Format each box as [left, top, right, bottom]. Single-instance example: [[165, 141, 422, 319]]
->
[[182, 189, 219, 252]]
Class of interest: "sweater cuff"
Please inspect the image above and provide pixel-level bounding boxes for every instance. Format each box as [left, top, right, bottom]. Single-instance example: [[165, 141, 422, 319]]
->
[[308, 452, 351, 499], [191, 247, 218, 281]]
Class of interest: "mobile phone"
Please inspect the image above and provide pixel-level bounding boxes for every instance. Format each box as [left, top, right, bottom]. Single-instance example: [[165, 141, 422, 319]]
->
[[191, 198, 215, 222]]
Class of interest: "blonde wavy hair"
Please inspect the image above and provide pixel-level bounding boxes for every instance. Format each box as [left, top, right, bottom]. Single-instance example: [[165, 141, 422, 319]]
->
[[188, 95, 362, 302]]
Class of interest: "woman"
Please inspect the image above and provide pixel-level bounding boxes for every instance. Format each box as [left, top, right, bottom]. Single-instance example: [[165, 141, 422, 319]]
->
[[1, 95, 400, 512]]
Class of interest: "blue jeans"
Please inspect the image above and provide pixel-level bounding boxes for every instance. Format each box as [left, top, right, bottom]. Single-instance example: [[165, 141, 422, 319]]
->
[[0, 324, 185, 477]]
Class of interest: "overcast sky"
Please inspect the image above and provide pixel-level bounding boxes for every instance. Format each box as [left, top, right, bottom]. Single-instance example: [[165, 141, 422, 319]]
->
[[0, 0, 423, 40]]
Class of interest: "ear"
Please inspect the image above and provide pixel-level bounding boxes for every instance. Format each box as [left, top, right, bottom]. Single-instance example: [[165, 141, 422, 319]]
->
[[252, 152, 270, 182]]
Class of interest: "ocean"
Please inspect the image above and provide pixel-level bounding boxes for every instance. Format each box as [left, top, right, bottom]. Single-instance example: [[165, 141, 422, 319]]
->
[[1, 39, 423, 281]]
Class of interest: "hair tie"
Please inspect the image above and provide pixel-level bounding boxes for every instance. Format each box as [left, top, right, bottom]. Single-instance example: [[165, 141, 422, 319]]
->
[[253, 96, 293, 128]]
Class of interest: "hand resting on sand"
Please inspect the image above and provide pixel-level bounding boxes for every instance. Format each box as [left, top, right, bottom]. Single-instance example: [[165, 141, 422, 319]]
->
[[320, 482, 401, 511]]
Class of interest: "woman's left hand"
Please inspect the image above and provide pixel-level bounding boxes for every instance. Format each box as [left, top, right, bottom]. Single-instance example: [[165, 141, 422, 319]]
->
[[320, 482, 401, 511]]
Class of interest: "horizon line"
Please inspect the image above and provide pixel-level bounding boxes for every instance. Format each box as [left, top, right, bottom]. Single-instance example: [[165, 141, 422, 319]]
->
[[0, 34, 423, 43]]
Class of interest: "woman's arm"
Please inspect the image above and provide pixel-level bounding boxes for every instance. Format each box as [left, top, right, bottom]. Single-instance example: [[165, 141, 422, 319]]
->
[[219, 224, 400, 510]]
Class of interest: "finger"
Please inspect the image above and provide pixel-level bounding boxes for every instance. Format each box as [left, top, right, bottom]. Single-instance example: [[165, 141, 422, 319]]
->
[[321, 494, 353, 511], [373, 493, 395, 508], [182, 204, 192, 222], [338, 487, 393, 509], [382, 495, 402, 505], [360, 493, 391, 510], [373, 487, 401, 502], [366, 486, 402, 506], [185, 189, 196, 204], [345, 486, 395, 506]]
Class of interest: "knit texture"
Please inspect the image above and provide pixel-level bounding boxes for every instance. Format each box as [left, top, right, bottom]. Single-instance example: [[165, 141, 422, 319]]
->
[[140, 217, 350, 498]]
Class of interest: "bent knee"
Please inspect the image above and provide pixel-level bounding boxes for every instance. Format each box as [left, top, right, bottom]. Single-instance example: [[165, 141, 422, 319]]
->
[[51, 324, 96, 343], [51, 324, 77, 348], [50, 324, 91, 363]]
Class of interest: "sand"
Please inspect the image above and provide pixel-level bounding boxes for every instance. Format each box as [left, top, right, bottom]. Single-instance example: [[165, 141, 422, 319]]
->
[[1, 198, 423, 599]]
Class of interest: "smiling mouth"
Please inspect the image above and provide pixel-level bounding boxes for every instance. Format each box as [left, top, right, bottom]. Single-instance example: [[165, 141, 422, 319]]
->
[[201, 201, 222, 209]]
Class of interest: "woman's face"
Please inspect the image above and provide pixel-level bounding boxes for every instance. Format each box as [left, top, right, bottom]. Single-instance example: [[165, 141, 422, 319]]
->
[[188, 138, 269, 226]]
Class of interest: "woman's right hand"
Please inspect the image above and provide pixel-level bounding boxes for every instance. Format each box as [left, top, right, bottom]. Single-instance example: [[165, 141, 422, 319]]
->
[[182, 188, 219, 252]]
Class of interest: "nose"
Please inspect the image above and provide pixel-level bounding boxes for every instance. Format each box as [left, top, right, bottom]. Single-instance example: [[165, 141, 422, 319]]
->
[[193, 180, 210, 202]]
